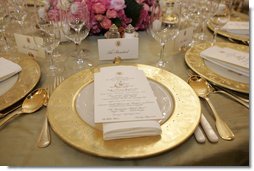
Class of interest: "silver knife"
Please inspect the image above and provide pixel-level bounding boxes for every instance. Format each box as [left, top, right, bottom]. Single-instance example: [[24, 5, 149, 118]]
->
[[194, 125, 206, 143], [200, 114, 219, 143]]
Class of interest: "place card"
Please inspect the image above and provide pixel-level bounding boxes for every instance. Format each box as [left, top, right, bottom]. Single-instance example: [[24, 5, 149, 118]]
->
[[98, 38, 139, 60], [174, 27, 193, 50], [14, 33, 45, 58], [94, 66, 162, 123]]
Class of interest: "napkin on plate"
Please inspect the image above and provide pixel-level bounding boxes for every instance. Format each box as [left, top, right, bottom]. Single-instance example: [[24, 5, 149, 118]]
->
[[103, 120, 162, 140], [200, 46, 249, 77], [0, 57, 22, 82], [222, 21, 249, 35]]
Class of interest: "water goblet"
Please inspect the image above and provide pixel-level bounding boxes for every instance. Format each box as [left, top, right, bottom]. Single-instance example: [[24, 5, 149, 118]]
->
[[149, 0, 180, 68], [60, 0, 91, 70], [209, 0, 231, 45]]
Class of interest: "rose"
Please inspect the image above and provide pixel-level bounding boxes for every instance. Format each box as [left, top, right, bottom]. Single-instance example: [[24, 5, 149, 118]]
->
[[92, 2, 106, 14], [106, 9, 117, 18], [100, 17, 112, 29], [110, 0, 126, 10]]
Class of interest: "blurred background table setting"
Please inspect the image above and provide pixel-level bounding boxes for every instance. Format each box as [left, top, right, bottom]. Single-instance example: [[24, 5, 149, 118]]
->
[[0, 0, 250, 166]]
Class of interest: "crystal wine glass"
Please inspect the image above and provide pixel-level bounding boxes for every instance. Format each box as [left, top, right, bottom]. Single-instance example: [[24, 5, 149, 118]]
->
[[209, 0, 231, 45], [60, 0, 91, 70], [149, 0, 180, 68], [34, 21, 62, 76]]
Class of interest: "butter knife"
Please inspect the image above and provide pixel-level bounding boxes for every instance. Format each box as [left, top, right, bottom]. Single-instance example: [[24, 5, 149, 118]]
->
[[194, 125, 206, 143], [200, 114, 219, 143]]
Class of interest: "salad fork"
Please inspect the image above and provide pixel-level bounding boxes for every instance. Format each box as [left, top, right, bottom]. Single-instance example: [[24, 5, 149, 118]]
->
[[37, 75, 64, 148]]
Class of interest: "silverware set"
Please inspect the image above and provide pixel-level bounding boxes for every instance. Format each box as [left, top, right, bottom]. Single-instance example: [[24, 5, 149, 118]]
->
[[187, 70, 249, 143]]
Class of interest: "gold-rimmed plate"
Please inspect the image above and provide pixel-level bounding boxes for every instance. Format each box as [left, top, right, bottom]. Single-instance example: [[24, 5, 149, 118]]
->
[[207, 11, 249, 44], [185, 42, 249, 94], [0, 54, 41, 111], [47, 64, 201, 159]]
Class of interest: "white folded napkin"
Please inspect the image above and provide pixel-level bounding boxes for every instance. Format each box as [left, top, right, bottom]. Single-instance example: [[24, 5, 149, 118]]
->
[[222, 21, 249, 35], [200, 46, 249, 77], [0, 57, 22, 82], [103, 120, 161, 140]]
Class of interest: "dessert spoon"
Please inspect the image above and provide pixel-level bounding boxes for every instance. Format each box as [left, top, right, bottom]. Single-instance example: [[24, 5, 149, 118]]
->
[[0, 88, 48, 128], [188, 75, 234, 141]]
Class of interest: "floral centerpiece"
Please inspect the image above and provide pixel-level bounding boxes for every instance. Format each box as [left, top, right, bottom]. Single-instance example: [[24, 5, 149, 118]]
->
[[40, 0, 155, 35]]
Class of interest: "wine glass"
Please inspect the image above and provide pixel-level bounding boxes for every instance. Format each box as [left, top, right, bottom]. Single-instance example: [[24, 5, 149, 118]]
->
[[34, 21, 62, 76], [0, 4, 11, 52], [10, 0, 28, 30], [209, 0, 231, 45], [149, 0, 180, 68], [60, 0, 91, 70]]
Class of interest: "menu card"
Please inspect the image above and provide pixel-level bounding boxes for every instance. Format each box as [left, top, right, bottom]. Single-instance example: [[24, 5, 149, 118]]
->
[[200, 46, 249, 77], [222, 21, 249, 35], [94, 66, 163, 140]]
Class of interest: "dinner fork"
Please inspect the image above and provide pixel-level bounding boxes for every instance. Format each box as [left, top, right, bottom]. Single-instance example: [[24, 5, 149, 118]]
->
[[37, 75, 64, 148]]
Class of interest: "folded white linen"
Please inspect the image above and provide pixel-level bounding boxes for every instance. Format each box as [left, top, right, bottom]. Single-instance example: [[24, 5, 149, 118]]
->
[[0, 57, 22, 82], [200, 46, 249, 77], [103, 120, 161, 140], [222, 21, 249, 35]]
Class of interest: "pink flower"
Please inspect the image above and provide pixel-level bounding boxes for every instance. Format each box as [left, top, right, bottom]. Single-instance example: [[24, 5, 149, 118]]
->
[[106, 9, 117, 18], [110, 0, 126, 11], [100, 17, 112, 29], [92, 2, 106, 14], [95, 14, 104, 21], [47, 9, 60, 22]]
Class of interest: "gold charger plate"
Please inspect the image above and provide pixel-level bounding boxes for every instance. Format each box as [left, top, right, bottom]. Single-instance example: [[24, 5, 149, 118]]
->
[[0, 54, 41, 111], [207, 11, 249, 44], [185, 42, 249, 94], [47, 64, 201, 159]]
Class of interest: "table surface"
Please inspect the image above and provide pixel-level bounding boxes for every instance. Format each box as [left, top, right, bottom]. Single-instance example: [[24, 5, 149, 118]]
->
[[0, 8, 249, 166]]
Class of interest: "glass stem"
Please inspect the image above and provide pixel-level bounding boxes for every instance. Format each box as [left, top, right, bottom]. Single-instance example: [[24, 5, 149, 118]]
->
[[159, 43, 165, 62], [47, 51, 55, 70], [212, 27, 218, 45]]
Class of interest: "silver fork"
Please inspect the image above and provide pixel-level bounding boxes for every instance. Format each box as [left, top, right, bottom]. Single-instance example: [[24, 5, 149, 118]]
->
[[37, 75, 64, 148]]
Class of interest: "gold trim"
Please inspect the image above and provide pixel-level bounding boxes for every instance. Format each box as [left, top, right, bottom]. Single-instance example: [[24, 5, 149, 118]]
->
[[207, 11, 249, 43], [0, 54, 41, 111], [47, 64, 201, 159], [185, 42, 249, 93]]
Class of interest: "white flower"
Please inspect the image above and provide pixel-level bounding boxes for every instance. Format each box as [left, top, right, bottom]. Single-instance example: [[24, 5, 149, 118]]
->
[[70, 3, 78, 14], [110, 0, 126, 11], [38, 7, 47, 20], [57, 0, 71, 11]]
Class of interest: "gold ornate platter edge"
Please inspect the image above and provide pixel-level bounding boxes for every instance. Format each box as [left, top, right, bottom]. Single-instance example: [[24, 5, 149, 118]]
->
[[47, 64, 201, 159], [185, 42, 249, 94], [207, 11, 249, 44], [0, 54, 41, 111]]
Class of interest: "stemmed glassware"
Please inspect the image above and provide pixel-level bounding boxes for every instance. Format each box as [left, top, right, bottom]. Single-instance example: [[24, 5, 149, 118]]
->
[[149, 0, 180, 68], [0, 3, 11, 52], [34, 22, 62, 76], [10, 0, 28, 30], [209, 0, 231, 45], [60, 0, 91, 70]]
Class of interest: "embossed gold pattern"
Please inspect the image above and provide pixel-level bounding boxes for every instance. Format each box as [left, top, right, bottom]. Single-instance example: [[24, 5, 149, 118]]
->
[[0, 54, 41, 111], [207, 11, 249, 43], [185, 42, 249, 93], [47, 64, 201, 159]]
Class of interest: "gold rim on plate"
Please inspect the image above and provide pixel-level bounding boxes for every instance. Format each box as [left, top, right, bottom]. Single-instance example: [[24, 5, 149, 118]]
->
[[0, 54, 41, 111], [185, 42, 249, 94], [47, 64, 201, 159], [207, 11, 249, 43]]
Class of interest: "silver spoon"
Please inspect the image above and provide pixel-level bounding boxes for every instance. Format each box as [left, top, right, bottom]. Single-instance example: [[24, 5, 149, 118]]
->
[[0, 88, 48, 128], [188, 75, 234, 141]]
